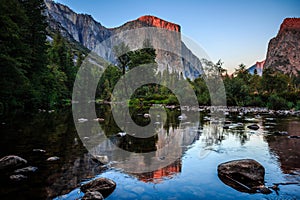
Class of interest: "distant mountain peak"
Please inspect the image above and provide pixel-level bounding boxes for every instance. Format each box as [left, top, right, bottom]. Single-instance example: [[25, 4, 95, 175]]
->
[[248, 60, 265, 76]]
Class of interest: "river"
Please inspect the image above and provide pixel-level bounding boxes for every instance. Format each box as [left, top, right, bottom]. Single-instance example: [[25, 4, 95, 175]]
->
[[0, 106, 299, 199]]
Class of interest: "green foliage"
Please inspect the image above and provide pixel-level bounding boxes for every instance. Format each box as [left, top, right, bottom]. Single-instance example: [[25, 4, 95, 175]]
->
[[0, 0, 37, 110], [97, 65, 121, 101], [222, 62, 300, 109], [267, 94, 289, 110], [190, 77, 210, 105], [0, 0, 84, 111], [113, 42, 130, 75], [295, 101, 300, 110], [166, 95, 179, 105]]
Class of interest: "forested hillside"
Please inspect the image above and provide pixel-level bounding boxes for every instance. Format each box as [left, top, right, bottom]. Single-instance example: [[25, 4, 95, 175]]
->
[[0, 0, 85, 111]]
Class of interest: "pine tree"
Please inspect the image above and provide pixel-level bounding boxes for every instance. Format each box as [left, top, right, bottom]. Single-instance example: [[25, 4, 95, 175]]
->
[[0, 0, 31, 109], [21, 0, 48, 75]]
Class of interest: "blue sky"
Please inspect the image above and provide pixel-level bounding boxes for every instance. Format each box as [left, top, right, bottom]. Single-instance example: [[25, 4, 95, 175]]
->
[[55, 0, 300, 73]]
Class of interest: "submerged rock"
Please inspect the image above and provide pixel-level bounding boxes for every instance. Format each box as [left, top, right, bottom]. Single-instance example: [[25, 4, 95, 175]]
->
[[143, 113, 151, 118], [9, 174, 28, 181], [93, 118, 104, 122], [247, 124, 260, 130], [33, 149, 46, 153], [47, 156, 60, 161], [273, 131, 288, 136], [217, 159, 270, 193], [289, 135, 300, 139], [0, 155, 27, 171], [14, 166, 38, 174], [117, 132, 126, 137], [81, 178, 116, 198], [82, 191, 104, 200]]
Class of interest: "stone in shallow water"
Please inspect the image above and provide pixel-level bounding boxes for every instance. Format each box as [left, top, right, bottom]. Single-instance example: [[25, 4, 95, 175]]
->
[[82, 191, 103, 200], [81, 177, 116, 198], [10, 174, 28, 181], [33, 149, 46, 153], [14, 166, 38, 174], [0, 155, 27, 170], [247, 124, 259, 130], [217, 159, 267, 193], [274, 131, 288, 136], [47, 156, 60, 161]]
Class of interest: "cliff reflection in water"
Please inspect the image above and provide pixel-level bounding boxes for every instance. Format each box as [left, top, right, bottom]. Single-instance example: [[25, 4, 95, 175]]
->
[[87, 107, 228, 182], [88, 115, 200, 174], [135, 159, 182, 183], [265, 118, 300, 173]]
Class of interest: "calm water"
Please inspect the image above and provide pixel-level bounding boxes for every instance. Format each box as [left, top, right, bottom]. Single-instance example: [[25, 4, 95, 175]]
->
[[0, 106, 299, 200]]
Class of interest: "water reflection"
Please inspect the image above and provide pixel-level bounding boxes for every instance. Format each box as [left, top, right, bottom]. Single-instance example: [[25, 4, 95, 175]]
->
[[265, 118, 300, 173], [1, 107, 299, 200], [133, 159, 182, 183], [0, 111, 104, 199], [86, 105, 200, 173]]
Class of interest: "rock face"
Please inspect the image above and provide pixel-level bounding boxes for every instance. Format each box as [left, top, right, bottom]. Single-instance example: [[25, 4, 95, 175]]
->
[[44, 0, 202, 79], [80, 178, 116, 198], [218, 159, 266, 193], [264, 18, 300, 76], [137, 15, 180, 32], [0, 155, 27, 171]]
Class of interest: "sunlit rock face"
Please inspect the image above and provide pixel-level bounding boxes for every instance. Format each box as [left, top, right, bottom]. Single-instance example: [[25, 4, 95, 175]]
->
[[264, 18, 300, 76], [278, 18, 300, 35], [44, 0, 202, 79], [137, 15, 180, 32]]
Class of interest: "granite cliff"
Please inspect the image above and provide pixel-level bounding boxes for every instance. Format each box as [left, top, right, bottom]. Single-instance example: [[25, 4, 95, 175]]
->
[[264, 18, 300, 76], [44, 0, 202, 79]]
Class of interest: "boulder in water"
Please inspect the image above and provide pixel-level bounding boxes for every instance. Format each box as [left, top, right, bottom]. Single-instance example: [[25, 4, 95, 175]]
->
[[0, 155, 27, 171], [218, 159, 271, 194], [81, 177, 116, 198], [247, 124, 259, 130]]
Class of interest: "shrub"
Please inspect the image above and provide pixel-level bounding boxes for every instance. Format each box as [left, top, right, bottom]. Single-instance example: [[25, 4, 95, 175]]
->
[[267, 95, 289, 110], [295, 101, 300, 110]]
